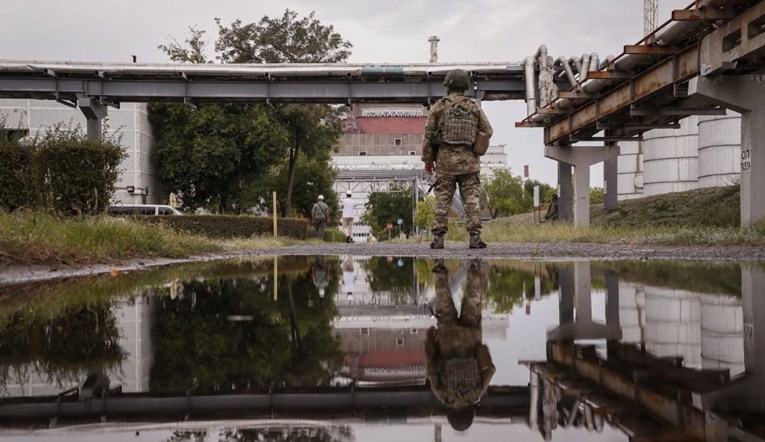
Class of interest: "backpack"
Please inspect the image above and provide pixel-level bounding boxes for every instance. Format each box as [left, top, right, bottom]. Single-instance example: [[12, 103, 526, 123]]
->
[[439, 96, 479, 146]]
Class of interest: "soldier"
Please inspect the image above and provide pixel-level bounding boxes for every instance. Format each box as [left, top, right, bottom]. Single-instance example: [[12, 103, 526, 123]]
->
[[426, 259, 495, 432], [544, 193, 559, 222], [422, 69, 493, 249]]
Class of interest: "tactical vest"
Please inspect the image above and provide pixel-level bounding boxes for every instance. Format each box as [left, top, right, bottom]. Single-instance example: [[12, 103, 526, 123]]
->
[[445, 357, 480, 393], [440, 97, 478, 145]]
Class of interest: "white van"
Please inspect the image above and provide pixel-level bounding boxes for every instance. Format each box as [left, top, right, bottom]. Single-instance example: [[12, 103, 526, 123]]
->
[[108, 204, 183, 216]]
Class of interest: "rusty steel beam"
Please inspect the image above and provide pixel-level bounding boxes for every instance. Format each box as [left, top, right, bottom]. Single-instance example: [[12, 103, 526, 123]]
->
[[547, 342, 709, 441], [587, 71, 634, 80], [596, 122, 681, 130], [672, 8, 738, 21], [558, 90, 599, 99], [630, 106, 727, 116], [515, 121, 547, 128], [544, 44, 700, 145], [570, 135, 643, 142], [624, 44, 682, 55]]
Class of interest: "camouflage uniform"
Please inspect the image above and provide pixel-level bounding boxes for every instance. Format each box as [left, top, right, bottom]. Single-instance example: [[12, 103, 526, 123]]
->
[[422, 92, 493, 238], [426, 260, 495, 409]]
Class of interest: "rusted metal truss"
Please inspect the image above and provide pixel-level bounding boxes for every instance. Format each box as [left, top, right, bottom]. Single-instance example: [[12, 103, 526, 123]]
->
[[543, 44, 701, 145]]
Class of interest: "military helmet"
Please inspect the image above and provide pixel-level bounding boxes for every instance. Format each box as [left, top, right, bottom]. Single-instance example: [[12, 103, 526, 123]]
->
[[443, 69, 470, 91]]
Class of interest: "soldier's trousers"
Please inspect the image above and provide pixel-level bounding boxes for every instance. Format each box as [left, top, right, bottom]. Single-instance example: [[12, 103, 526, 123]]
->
[[432, 171, 482, 235], [434, 269, 482, 328]]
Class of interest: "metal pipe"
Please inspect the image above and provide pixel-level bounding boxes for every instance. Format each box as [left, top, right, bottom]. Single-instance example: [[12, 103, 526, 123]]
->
[[579, 54, 591, 82], [588, 53, 599, 72], [558, 56, 577, 88], [599, 55, 615, 70], [654, 20, 697, 46], [0, 61, 522, 77], [524, 56, 536, 116]]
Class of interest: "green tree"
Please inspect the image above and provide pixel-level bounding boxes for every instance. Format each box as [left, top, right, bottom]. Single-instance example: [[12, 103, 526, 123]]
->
[[215, 10, 352, 216], [524, 179, 554, 206], [362, 185, 414, 239], [484, 169, 530, 218], [590, 186, 605, 204], [149, 102, 287, 212], [414, 195, 436, 232], [151, 11, 351, 214], [250, 146, 338, 219]]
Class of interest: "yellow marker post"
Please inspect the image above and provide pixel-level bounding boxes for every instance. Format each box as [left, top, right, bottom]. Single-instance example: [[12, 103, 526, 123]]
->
[[273, 256, 278, 301], [272, 191, 278, 238]]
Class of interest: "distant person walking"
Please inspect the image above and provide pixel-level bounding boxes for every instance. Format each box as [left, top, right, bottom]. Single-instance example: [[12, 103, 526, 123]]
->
[[341, 191, 355, 243], [544, 193, 559, 222], [422, 69, 493, 249], [311, 195, 330, 239]]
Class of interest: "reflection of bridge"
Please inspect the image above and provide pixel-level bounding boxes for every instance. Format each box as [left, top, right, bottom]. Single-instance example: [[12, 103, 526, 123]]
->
[[0, 385, 529, 423]]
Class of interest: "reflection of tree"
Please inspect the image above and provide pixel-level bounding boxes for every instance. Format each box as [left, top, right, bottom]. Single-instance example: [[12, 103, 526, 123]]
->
[[483, 266, 556, 313], [361, 257, 416, 303], [0, 303, 124, 392], [595, 261, 741, 296], [225, 426, 354, 442], [163, 431, 208, 442], [149, 267, 343, 393]]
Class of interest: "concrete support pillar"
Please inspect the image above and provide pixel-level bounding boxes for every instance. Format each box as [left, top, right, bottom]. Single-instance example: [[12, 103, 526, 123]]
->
[[558, 265, 574, 324], [689, 75, 765, 226], [603, 145, 619, 212], [545, 144, 619, 226], [548, 261, 621, 341], [605, 270, 620, 333], [557, 162, 573, 221], [574, 261, 592, 323], [698, 263, 765, 414], [77, 96, 108, 140]]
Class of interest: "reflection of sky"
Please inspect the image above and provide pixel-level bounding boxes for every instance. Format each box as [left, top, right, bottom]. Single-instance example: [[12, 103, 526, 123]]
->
[[486, 290, 606, 386], [1, 422, 628, 442]]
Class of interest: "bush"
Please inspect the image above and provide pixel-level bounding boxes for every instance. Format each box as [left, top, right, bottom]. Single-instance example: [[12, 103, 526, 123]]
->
[[35, 127, 126, 215], [142, 214, 309, 239], [0, 124, 126, 215], [0, 142, 37, 211]]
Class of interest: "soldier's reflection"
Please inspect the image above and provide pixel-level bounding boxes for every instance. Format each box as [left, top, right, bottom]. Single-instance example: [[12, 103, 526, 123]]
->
[[426, 259, 495, 432]]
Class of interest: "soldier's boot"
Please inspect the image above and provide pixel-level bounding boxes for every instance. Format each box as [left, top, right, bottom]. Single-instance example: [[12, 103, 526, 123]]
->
[[469, 233, 487, 249], [430, 233, 445, 249]]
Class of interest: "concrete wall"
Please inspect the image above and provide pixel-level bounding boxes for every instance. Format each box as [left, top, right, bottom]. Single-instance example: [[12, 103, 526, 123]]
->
[[0, 99, 163, 205]]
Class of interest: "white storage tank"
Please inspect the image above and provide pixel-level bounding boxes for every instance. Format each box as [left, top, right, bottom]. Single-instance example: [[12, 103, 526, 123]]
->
[[643, 116, 700, 196], [700, 293, 745, 376], [644, 286, 702, 369], [697, 112, 741, 188], [616, 140, 644, 200]]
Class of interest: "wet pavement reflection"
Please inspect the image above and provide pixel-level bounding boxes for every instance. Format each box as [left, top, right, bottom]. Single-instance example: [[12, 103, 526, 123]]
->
[[0, 257, 762, 441]]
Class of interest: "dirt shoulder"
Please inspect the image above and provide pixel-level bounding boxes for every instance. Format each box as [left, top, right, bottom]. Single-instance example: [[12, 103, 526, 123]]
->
[[2, 241, 764, 287]]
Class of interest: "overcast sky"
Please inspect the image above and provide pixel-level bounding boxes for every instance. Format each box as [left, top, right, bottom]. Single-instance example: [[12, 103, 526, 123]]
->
[[1, 0, 691, 186]]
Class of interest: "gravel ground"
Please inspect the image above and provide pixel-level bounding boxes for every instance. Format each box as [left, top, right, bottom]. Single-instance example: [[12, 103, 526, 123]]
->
[[2, 241, 764, 287]]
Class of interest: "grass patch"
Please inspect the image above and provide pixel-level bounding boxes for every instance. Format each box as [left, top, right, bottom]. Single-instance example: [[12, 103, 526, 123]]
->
[[0, 211, 219, 266], [436, 185, 765, 246]]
